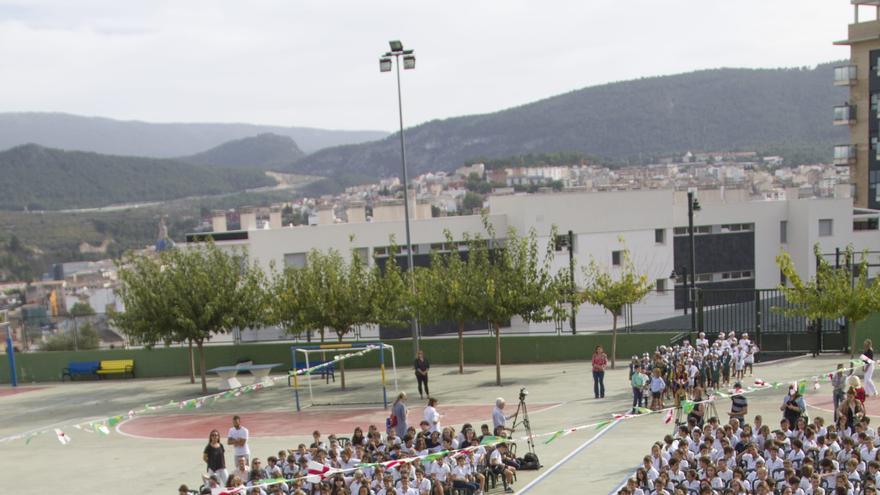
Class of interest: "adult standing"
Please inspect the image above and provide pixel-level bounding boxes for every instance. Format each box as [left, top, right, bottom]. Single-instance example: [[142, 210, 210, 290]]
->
[[423, 397, 441, 433], [227, 415, 250, 465], [414, 349, 430, 399], [391, 392, 408, 439], [492, 397, 510, 435], [832, 364, 847, 421], [203, 429, 228, 485], [780, 383, 806, 426], [728, 382, 749, 425], [592, 345, 608, 399], [839, 387, 866, 430], [864, 339, 877, 397]]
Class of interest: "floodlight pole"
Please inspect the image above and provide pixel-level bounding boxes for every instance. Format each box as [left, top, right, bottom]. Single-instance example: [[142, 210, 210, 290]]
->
[[688, 191, 698, 341], [382, 41, 420, 358]]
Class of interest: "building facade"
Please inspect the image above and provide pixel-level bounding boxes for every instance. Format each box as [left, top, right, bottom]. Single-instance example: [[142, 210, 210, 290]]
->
[[835, 0, 880, 209], [188, 187, 879, 338]]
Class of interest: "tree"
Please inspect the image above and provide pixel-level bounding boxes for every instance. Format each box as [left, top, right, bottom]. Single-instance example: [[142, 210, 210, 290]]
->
[[462, 192, 484, 213], [114, 242, 267, 393], [580, 243, 653, 369], [274, 248, 375, 388], [474, 220, 569, 385], [415, 231, 483, 374], [70, 302, 96, 317], [777, 246, 880, 357]]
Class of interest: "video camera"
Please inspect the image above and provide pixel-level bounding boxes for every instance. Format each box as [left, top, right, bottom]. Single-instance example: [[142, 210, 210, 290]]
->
[[519, 387, 528, 402]]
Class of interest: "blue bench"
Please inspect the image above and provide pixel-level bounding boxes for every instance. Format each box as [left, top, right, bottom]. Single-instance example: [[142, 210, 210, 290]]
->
[[288, 360, 335, 386], [62, 361, 100, 381]]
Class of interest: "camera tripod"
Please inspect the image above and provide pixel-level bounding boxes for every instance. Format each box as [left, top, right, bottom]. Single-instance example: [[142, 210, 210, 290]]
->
[[510, 387, 536, 454], [672, 399, 719, 433]]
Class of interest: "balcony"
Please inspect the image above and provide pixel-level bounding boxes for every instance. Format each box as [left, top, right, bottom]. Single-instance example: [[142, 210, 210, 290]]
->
[[833, 104, 857, 125], [833, 144, 857, 166], [834, 65, 858, 86]]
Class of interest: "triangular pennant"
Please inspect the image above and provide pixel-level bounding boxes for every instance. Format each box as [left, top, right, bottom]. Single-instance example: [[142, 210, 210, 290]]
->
[[54, 428, 71, 445], [681, 400, 695, 415], [543, 430, 564, 444], [664, 409, 674, 424], [636, 407, 653, 415], [595, 420, 612, 431], [480, 436, 500, 445]]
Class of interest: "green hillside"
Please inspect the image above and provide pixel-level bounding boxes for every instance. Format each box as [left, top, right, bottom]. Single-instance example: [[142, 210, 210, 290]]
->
[[293, 62, 847, 177], [178, 133, 305, 170], [0, 144, 274, 210]]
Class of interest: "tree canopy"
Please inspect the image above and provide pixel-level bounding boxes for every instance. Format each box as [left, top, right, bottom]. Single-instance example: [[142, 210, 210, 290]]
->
[[777, 246, 880, 356], [114, 242, 267, 392], [580, 243, 653, 369]]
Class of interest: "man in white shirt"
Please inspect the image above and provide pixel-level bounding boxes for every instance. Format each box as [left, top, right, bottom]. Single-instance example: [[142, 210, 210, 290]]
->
[[228, 415, 251, 464]]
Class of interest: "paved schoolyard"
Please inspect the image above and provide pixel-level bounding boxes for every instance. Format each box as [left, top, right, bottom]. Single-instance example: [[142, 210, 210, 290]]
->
[[0, 354, 860, 494]]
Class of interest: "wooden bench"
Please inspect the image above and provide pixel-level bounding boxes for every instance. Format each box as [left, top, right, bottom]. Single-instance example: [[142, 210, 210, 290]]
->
[[61, 361, 100, 381], [97, 359, 135, 378]]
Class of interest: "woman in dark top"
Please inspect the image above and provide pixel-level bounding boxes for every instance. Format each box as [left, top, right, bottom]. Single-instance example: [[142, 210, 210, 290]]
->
[[203, 429, 228, 485], [414, 349, 430, 399]]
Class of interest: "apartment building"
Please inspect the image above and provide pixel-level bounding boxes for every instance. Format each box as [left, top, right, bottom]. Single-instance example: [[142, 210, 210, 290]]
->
[[188, 187, 878, 337]]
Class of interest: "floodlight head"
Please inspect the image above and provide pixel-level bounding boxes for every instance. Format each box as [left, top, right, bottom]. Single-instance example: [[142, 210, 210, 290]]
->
[[380, 57, 392, 73], [389, 40, 403, 52], [403, 54, 416, 70], [692, 198, 702, 212]]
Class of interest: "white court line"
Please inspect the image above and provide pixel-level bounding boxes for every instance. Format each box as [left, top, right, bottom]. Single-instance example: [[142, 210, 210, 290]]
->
[[516, 418, 622, 494]]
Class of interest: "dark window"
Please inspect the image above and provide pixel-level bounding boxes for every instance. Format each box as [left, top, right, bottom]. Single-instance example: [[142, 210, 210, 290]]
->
[[819, 219, 833, 237], [655, 228, 665, 244], [656, 278, 667, 293], [780, 221, 788, 244], [554, 234, 569, 252], [612, 250, 622, 266]]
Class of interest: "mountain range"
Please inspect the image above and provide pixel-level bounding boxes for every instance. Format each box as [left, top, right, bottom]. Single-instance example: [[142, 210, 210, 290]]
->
[[0, 144, 274, 211], [291, 62, 848, 178], [0, 112, 387, 157], [177, 133, 305, 170]]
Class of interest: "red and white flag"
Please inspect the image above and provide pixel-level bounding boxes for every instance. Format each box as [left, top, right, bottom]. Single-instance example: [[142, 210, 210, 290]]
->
[[664, 409, 674, 424], [306, 460, 334, 483], [54, 428, 71, 445], [754, 379, 767, 387]]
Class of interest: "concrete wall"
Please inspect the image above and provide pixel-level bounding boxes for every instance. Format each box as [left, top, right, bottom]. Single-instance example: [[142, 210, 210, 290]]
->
[[0, 333, 677, 384]]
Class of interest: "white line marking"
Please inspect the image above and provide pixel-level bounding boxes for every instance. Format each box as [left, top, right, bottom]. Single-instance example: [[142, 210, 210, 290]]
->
[[516, 418, 622, 494]]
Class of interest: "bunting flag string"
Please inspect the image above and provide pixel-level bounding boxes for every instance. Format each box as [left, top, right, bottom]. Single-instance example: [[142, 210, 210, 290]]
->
[[0, 345, 383, 445], [2, 349, 871, 448]]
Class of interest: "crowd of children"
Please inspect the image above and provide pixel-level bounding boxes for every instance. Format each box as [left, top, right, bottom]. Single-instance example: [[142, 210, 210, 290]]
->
[[629, 332, 759, 413]]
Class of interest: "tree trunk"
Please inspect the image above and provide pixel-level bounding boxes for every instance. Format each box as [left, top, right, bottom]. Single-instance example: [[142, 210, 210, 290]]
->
[[188, 339, 196, 384], [458, 321, 465, 374], [339, 333, 346, 390], [851, 320, 858, 358], [197, 340, 207, 393], [494, 322, 502, 386], [611, 314, 618, 370]]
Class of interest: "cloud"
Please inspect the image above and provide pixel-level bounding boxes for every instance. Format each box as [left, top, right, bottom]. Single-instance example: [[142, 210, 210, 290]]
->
[[0, 0, 853, 131]]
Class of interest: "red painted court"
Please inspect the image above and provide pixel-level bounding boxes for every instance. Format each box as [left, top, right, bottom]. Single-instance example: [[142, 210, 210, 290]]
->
[[0, 386, 45, 398], [119, 403, 559, 440]]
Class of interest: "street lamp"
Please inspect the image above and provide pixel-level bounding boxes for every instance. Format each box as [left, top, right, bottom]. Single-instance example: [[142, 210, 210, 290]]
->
[[687, 191, 701, 341], [380, 39, 420, 358]]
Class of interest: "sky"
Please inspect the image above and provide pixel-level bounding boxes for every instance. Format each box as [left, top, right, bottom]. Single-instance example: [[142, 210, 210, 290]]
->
[[0, 0, 856, 132]]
